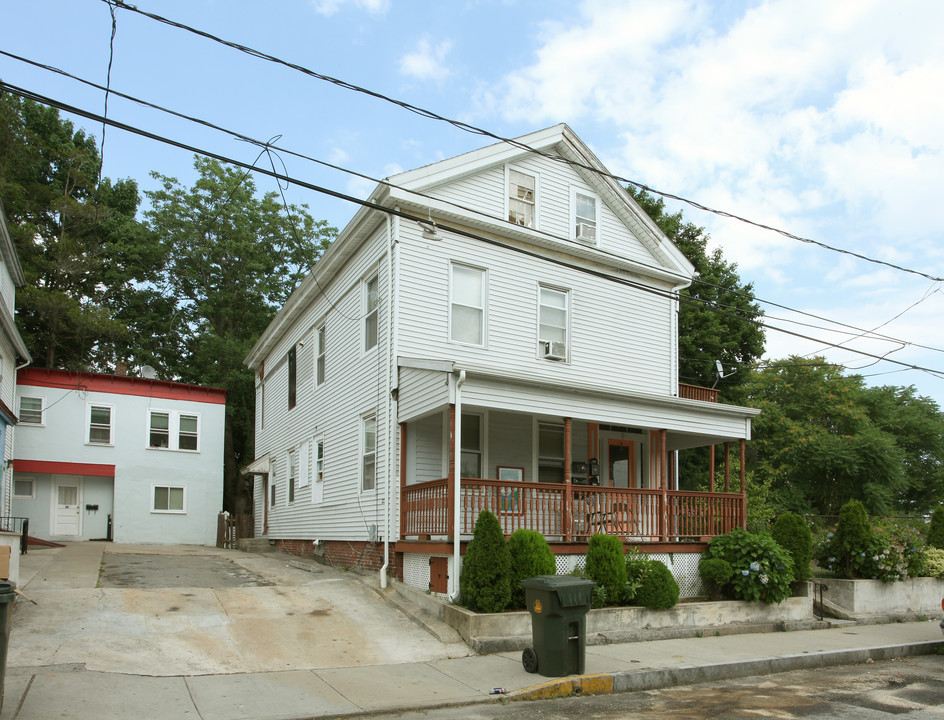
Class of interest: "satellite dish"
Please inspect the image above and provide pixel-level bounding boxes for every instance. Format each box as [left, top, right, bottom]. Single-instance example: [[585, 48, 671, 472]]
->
[[141, 365, 157, 379]]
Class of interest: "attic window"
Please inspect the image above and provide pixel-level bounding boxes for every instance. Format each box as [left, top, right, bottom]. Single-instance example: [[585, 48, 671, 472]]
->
[[574, 191, 597, 244], [508, 169, 536, 228]]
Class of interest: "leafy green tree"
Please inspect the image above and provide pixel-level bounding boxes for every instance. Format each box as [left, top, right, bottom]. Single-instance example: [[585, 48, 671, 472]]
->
[[144, 157, 335, 512], [459, 510, 512, 613], [0, 92, 159, 370]]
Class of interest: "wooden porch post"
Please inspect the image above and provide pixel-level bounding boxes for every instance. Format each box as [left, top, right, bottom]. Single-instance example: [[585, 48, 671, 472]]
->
[[709, 444, 715, 491], [660, 429, 668, 542], [563, 418, 572, 541], [399, 422, 407, 540], [723, 442, 731, 493], [447, 404, 456, 541], [739, 438, 747, 529]]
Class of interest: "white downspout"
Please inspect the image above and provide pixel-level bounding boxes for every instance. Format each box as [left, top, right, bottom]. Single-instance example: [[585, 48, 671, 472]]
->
[[448, 369, 466, 600], [380, 210, 399, 589]]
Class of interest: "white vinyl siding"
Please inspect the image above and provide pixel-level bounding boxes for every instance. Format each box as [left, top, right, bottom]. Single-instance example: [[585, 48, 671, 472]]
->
[[450, 263, 486, 346]]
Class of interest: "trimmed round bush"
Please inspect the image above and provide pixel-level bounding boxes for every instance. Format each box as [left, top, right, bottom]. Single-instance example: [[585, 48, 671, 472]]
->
[[925, 547, 944, 578], [507, 528, 556, 609], [698, 557, 733, 600], [584, 534, 627, 606], [459, 510, 511, 613], [928, 507, 944, 550], [703, 527, 794, 603], [634, 560, 680, 609], [771, 512, 813, 582]]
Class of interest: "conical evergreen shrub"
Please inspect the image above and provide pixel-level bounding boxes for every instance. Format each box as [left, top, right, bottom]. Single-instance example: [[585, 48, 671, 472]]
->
[[584, 533, 626, 606], [507, 528, 556, 609], [458, 510, 512, 613], [771, 512, 813, 582], [928, 507, 944, 550]]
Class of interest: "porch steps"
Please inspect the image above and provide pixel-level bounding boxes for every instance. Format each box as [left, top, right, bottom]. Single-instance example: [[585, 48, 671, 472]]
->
[[237, 537, 274, 554]]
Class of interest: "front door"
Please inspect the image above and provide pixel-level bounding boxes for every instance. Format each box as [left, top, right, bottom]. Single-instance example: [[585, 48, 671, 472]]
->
[[607, 439, 636, 488], [53, 477, 82, 537]]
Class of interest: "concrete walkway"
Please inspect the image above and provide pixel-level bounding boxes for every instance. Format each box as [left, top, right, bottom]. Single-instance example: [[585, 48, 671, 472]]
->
[[3, 544, 942, 720]]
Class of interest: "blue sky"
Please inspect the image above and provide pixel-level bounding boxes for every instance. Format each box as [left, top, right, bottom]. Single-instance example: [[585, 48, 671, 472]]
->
[[3, 0, 943, 405]]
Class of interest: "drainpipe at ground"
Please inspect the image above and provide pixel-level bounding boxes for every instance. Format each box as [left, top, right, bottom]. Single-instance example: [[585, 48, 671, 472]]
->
[[449, 369, 466, 601]]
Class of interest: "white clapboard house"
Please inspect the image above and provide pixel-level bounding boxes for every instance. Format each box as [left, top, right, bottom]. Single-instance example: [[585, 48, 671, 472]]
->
[[244, 124, 760, 596]]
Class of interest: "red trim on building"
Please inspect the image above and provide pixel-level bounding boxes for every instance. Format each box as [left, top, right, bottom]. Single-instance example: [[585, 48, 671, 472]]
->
[[16, 368, 226, 405], [14, 459, 116, 477]]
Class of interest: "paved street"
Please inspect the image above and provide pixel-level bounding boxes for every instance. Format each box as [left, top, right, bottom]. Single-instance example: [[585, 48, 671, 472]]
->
[[359, 655, 944, 720]]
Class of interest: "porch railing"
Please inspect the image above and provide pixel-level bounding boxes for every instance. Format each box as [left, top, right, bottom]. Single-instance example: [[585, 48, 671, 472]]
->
[[678, 383, 718, 403], [0, 516, 30, 554], [400, 478, 743, 542]]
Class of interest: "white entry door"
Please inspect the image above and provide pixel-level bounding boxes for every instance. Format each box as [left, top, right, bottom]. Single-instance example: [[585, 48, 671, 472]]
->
[[53, 478, 82, 536]]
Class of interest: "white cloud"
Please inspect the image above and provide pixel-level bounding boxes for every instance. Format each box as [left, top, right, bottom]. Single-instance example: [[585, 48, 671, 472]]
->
[[400, 37, 453, 81], [311, 0, 389, 17]]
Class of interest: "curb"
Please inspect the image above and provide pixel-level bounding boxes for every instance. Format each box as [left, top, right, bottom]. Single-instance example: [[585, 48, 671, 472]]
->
[[508, 639, 944, 701]]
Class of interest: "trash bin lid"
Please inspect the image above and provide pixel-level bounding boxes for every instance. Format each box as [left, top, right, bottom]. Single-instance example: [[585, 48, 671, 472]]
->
[[520, 575, 595, 606]]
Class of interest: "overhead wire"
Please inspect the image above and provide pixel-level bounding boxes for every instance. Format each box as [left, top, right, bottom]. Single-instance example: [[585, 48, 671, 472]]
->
[[5, 80, 944, 384], [100, 0, 944, 285], [8, 47, 943, 365]]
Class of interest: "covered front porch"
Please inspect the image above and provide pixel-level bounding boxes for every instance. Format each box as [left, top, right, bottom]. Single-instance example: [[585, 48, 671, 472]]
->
[[398, 383, 750, 546]]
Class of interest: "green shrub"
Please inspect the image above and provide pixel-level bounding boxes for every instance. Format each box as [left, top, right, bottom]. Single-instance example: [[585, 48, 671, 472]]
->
[[703, 527, 794, 603], [829, 499, 873, 578], [568, 566, 607, 608], [584, 534, 627, 606], [928, 507, 944, 549], [507, 529, 556, 609], [459, 510, 511, 613], [771, 513, 813, 583], [634, 560, 680, 609], [925, 547, 944, 578], [698, 557, 733, 600]]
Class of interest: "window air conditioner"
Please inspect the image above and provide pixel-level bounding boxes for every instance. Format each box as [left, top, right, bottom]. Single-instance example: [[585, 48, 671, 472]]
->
[[575, 223, 596, 242], [543, 341, 567, 360]]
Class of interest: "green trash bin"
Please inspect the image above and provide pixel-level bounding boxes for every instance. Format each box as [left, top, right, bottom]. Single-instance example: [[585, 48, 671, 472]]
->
[[0, 581, 15, 713], [520, 575, 595, 677]]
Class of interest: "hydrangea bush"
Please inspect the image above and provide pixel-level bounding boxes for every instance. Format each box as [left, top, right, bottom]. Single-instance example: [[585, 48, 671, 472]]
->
[[702, 528, 794, 604]]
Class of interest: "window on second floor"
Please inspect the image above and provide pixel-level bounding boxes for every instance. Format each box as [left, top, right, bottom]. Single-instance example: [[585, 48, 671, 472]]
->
[[365, 274, 379, 351], [538, 286, 570, 360], [149, 411, 200, 452], [315, 325, 326, 386], [88, 404, 114, 445], [287, 345, 297, 410], [450, 263, 486, 346], [18, 396, 44, 425], [508, 168, 536, 228]]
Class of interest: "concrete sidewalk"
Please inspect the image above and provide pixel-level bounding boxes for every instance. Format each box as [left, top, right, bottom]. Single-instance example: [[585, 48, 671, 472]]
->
[[3, 546, 942, 720]]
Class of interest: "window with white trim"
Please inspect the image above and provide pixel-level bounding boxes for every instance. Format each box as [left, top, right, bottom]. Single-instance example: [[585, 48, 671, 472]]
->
[[148, 411, 200, 452], [288, 449, 298, 504], [573, 190, 598, 244], [460, 413, 482, 479], [88, 404, 114, 445], [362, 415, 376, 492], [315, 324, 326, 386], [538, 286, 570, 360], [14, 477, 35, 499], [450, 263, 486, 346], [19, 396, 44, 425], [312, 437, 325, 504], [365, 275, 379, 351], [508, 168, 536, 228], [152, 485, 185, 513]]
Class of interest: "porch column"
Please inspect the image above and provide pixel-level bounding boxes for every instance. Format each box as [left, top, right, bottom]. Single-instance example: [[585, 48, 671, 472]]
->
[[660, 429, 668, 542], [739, 438, 747, 530], [399, 422, 407, 540], [723, 442, 731, 493], [563, 417, 572, 541], [448, 404, 456, 541]]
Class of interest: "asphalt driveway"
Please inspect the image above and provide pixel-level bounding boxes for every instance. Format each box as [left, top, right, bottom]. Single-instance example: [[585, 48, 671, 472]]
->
[[11, 543, 472, 677]]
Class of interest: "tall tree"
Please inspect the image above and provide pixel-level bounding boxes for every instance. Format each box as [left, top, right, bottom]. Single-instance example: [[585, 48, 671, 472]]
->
[[0, 92, 160, 370], [628, 187, 765, 398], [144, 157, 336, 512]]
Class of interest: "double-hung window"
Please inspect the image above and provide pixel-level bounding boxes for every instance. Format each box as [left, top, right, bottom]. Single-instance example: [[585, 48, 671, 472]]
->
[[450, 264, 486, 346], [460, 413, 482, 479], [365, 275, 379, 351], [149, 411, 200, 452], [574, 191, 598, 244], [88, 404, 114, 445], [508, 168, 537, 228], [538, 286, 569, 360], [315, 325, 326, 386], [19, 396, 44, 425], [362, 416, 376, 492]]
